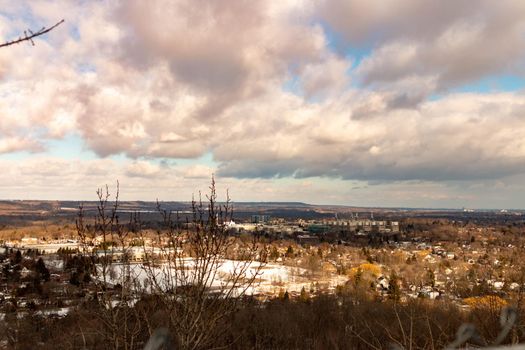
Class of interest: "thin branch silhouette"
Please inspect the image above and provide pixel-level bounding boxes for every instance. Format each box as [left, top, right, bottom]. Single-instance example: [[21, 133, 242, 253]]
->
[[0, 19, 64, 48]]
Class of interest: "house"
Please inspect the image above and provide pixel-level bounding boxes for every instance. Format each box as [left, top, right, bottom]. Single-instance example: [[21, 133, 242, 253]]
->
[[20, 267, 31, 277], [297, 235, 320, 245], [21, 237, 38, 245]]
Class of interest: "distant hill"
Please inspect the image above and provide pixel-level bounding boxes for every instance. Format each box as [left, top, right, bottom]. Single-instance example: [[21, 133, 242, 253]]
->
[[0, 200, 522, 224]]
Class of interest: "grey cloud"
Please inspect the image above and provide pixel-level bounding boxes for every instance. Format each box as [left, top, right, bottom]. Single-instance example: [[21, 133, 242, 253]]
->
[[218, 149, 525, 183], [217, 160, 298, 179], [386, 92, 427, 110], [215, 92, 525, 182], [111, 0, 325, 120], [319, 0, 525, 96], [319, 0, 505, 46]]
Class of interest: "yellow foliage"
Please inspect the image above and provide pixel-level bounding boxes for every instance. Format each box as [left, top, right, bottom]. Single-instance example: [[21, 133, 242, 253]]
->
[[322, 262, 337, 273], [392, 251, 406, 260], [360, 263, 381, 276], [416, 250, 430, 258], [349, 263, 381, 278], [464, 295, 507, 309]]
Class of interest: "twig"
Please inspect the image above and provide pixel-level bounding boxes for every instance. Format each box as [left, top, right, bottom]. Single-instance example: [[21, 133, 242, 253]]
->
[[0, 19, 64, 48]]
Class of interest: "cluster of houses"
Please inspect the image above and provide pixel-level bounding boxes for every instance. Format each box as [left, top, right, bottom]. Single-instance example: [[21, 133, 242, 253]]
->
[[4, 218, 523, 308], [226, 217, 401, 244], [5, 237, 183, 263]]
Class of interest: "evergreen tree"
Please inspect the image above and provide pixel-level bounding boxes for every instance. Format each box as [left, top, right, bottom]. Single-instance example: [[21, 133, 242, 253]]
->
[[35, 258, 50, 282], [12, 250, 22, 265]]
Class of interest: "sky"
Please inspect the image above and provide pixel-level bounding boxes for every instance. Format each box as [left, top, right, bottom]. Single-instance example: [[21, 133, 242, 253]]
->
[[0, 0, 525, 209]]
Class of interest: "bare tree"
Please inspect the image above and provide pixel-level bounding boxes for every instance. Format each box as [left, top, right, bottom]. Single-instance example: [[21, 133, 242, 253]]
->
[[139, 177, 267, 350], [76, 182, 145, 350], [75, 178, 266, 349], [0, 19, 64, 48]]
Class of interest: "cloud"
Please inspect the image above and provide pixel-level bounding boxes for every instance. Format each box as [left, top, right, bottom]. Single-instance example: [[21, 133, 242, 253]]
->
[[125, 161, 164, 178], [2, 0, 525, 208], [216, 92, 525, 182], [0, 136, 43, 154], [318, 0, 475, 44], [319, 0, 525, 95], [299, 54, 351, 99], [178, 165, 215, 179], [20, 0, 328, 160]]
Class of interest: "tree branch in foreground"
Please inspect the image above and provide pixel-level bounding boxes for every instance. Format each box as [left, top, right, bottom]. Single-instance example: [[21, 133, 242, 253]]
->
[[0, 19, 65, 48]]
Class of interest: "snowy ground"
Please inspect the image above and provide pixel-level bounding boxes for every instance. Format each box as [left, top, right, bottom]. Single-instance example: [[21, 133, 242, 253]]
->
[[98, 259, 348, 297]]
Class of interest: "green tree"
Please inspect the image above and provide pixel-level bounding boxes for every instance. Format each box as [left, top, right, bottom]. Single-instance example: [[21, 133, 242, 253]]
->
[[35, 258, 50, 282]]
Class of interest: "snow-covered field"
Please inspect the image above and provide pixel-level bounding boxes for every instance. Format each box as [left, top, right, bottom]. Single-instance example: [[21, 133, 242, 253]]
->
[[99, 259, 347, 296]]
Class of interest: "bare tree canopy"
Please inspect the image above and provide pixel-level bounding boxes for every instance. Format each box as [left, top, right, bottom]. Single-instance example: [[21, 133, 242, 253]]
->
[[0, 19, 64, 48]]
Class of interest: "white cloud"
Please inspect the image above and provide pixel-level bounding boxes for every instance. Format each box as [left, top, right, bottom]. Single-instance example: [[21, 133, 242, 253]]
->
[[125, 161, 164, 178], [0, 136, 43, 154], [178, 165, 215, 179]]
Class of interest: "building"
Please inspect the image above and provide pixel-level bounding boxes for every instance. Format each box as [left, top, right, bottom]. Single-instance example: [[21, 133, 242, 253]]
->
[[297, 235, 320, 245], [251, 215, 270, 224]]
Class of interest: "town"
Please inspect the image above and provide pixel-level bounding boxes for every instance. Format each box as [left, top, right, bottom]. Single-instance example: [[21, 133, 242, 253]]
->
[[1, 202, 524, 316]]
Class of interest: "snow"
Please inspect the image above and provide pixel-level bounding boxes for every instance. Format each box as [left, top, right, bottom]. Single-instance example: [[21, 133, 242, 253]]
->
[[96, 259, 348, 296], [35, 307, 71, 317]]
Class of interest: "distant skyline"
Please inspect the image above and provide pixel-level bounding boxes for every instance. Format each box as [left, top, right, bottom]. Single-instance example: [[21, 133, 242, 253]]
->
[[1, 1, 525, 209]]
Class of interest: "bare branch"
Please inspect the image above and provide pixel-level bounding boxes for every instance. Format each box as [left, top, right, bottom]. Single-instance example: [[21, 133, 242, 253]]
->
[[0, 19, 65, 48]]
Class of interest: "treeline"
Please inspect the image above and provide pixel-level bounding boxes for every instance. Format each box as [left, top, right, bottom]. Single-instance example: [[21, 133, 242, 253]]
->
[[1, 249, 50, 299], [2, 293, 520, 349]]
